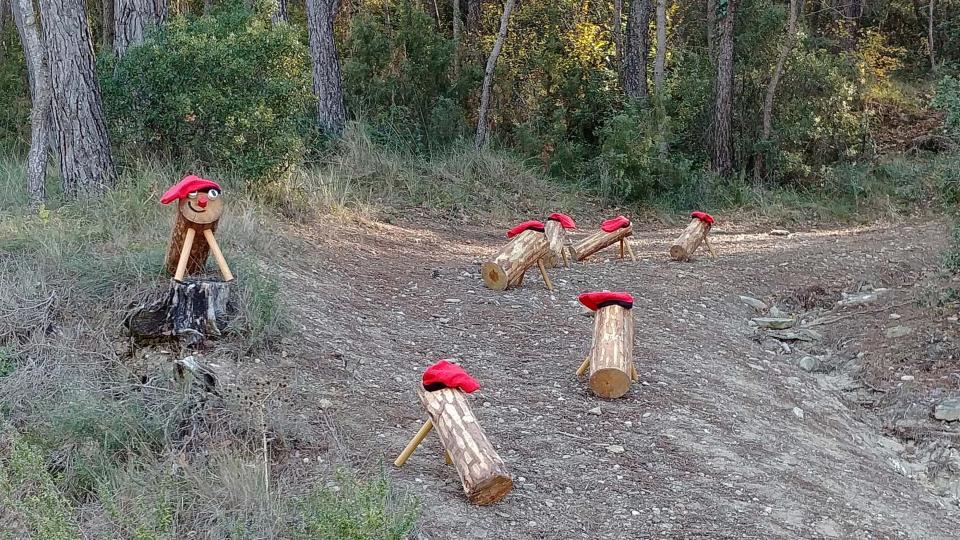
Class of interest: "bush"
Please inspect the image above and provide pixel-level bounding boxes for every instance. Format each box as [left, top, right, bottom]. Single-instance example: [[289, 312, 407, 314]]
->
[[932, 75, 960, 139], [100, 1, 313, 181]]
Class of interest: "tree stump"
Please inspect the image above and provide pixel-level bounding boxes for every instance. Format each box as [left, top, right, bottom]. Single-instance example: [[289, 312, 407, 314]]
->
[[543, 219, 571, 268], [418, 387, 513, 505], [125, 279, 232, 348], [586, 304, 635, 398], [481, 229, 552, 291], [571, 225, 635, 262], [669, 218, 710, 261]]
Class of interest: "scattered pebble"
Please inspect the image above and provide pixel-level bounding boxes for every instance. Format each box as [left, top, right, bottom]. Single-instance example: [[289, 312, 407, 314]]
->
[[606, 444, 626, 454], [792, 407, 805, 419], [769, 229, 791, 236], [318, 399, 334, 410], [588, 406, 602, 416], [798, 356, 818, 372]]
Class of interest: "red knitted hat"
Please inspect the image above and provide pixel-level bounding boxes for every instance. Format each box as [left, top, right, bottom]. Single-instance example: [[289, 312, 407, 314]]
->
[[600, 215, 630, 232], [547, 212, 576, 229], [578, 291, 634, 311], [422, 360, 480, 393], [160, 175, 221, 204], [690, 211, 714, 225], [507, 220, 546, 238]]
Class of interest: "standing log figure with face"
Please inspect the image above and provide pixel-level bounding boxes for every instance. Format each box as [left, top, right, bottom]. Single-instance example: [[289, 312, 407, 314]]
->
[[161, 175, 234, 282]]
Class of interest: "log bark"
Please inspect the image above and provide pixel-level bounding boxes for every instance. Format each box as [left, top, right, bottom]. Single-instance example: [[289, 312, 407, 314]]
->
[[571, 226, 633, 262], [11, 0, 51, 206], [623, 0, 650, 104], [481, 229, 550, 290], [164, 212, 218, 277], [418, 387, 513, 505], [40, 0, 117, 198], [125, 279, 232, 347], [543, 220, 570, 268], [475, 0, 516, 150], [669, 218, 710, 261], [306, 0, 346, 135], [588, 304, 635, 398]]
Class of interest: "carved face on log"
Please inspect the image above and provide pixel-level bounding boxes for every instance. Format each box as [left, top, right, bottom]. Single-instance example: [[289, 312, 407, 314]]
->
[[178, 189, 223, 224]]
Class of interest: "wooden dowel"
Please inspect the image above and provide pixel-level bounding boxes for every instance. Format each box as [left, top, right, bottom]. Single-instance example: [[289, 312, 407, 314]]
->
[[631, 364, 638, 381], [561, 249, 569, 267], [515, 271, 524, 287], [704, 236, 717, 258], [576, 356, 590, 377], [203, 229, 234, 281], [444, 450, 453, 465], [394, 419, 434, 468], [174, 227, 196, 282], [536, 259, 554, 291], [625, 239, 637, 261], [619, 239, 625, 259]]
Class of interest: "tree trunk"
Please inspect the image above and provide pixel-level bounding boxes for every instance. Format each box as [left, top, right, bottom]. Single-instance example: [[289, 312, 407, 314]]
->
[[756, 0, 799, 181], [474, 0, 516, 150], [40, 0, 117, 198], [612, 0, 623, 62], [623, 0, 651, 104], [706, 0, 716, 65], [840, 0, 861, 51], [114, 0, 159, 56], [466, 0, 479, 32], [452, 0, 460, 76], [101, 0, 114, 50], [125, 279, 233, 348], [710, 0, 738, 177], [11, 0, 51, 206], [271, 0, 287, 25], [306, 0, 346, 136], [653, 0, 666, 93], [928, 0, 936, 73]]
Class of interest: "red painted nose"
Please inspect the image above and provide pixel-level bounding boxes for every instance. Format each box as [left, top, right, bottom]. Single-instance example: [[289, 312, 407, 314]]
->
[[198, 194, 208, 208]]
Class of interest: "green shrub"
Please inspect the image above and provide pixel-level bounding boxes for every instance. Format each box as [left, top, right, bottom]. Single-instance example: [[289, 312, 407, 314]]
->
[[100, 1, 313, 181], [932, 74, 960, 139]]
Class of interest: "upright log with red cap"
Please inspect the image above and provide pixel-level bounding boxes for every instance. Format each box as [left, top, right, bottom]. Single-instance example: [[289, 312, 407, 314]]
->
[[571, 216, 637, 262], [670, 211, 716, 261], [575, 292, 637, 399], [543, 212, 576, 268], [482, 222, 553, 291], [161, 175, 234, 282]]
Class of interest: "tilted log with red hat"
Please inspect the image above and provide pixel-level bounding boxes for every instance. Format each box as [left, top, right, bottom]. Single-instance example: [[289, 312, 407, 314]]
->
[[481, 221, 554, 291], [394, 361, 513, 505], [161, 175, 234, 282], [571, 216, 637, 263], [575, 292, 638, 399], [669, 211, 716, 261], [542, 212, 576, 268]]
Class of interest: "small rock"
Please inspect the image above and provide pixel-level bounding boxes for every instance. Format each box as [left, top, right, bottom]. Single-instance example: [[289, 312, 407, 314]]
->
[[885, 326, 913, 339], [444, 298, 462, 304], [318, 399, 334, 410], [769, 229, 791, 236], [798, 356, 818, 372], [564, 487, 574, 494], [792, 407, 804, 419], [606, 444, 626, 454], [838, 289, 888, 307], [934, 398, 960, 422], [739, 296, 769, 312], [631, 510, 641, 516], [752, 317, 796, 330], [889, 313, 901, 320], [769, 306, 785, 318], [483, 401, 492, 408], [900, 375, 915, 381], [588, 406, 602, 416]]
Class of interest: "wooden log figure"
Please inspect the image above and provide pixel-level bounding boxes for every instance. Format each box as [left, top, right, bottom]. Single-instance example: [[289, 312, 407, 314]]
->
[[394, 361, 513, 505], [575, 292, 637, 399], [670, 211, 716, 261], [543, 212, 576, 268], [161, 175, 234, 282], [481, 220, 554, 291], [571, 215, 637, 262]]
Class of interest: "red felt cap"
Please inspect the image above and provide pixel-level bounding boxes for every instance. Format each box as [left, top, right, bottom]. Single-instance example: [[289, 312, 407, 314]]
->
[[600, 215, 631, 233], [422, 360, 480, 393], [547, 212, 576, 229], [507, 220, 546, 238], [691, 211, 715, 225], [578, 291, 634, 311], [160, 175, 222, 204]]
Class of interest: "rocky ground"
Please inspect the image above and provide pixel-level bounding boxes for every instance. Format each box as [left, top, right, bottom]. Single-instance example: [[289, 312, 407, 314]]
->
[[204, 217, 960, 539]]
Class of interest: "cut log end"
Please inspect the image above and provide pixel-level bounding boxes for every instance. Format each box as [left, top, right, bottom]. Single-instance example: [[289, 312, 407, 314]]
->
[[669, 244, 688, 261], [589, 368, 632, 399], [468, 475, 514, 505], [481, 262, 508, 291]]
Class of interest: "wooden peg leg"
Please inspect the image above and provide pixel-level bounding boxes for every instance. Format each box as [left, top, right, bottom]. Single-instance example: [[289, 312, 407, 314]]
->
[[561, 249, 569, 268], [203, 229, 234, 281], [625, 239, 637, 261], [704, 236, 717, 258], [513, 271, 525, 287], [536, 259, 554, 291], [444, 450, 453, 465], [576, 357, 590, 377], [631, 364, 638, 381], [619, 239, 625, 259], [394, 419, 434, 468], [174, 227, 197, 282]]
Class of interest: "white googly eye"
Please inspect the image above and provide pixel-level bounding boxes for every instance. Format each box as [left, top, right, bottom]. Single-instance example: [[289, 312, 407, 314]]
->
[[208, 189, 220, 199], [188, 191, 198, 199]]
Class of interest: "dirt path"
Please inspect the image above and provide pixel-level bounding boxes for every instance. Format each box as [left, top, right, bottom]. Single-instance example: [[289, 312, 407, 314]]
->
[[274, 218, 960, 539]]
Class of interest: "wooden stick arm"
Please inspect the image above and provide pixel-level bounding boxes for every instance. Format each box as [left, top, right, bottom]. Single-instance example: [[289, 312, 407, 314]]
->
[[174, 227, 196, 282], [203, 228, 234, 281]]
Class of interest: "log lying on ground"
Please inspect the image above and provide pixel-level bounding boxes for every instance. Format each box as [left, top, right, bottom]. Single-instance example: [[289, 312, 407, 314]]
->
[[571, 226, 634, 262], [669, 218, 710, 261], [481, 229, 550, 290], [543, 220, 570, 268], [418, 387, 513, 505], [588, 304, 635, 398], [125, 279, 232, 347]]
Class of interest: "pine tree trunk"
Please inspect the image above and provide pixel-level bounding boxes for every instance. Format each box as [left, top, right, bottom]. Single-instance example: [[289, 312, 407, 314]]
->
[[40, 0, 117, 198], [0, 0, 7, 63], [306, 0, 346, 135], [928, 0, 936, 73], [612, 0, 623, 62], [114, 0, 158, 56], [841, 0, 861, 50], [756, 0, 799, 181], [474, 0, 516, 150], [623, 0, 651, 104], [710, 0, 738, 177], [101, 0, 114, 50], [706, 0, 715, 65], [653, 0, 666, 93], [271, 0, 287, 25], [466, 0, 479, 32], [11, 0, 51, 206]]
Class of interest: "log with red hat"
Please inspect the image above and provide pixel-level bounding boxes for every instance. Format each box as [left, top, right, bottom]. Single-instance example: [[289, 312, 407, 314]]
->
[[669, 210, 716, 261], [481, 219, 554, 291], [393, 360, 513, 505], [543, 212, 576, 268], [570, 215, 637, 263], [161, 175, 234, 282], [574, 291, 638, 399]]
